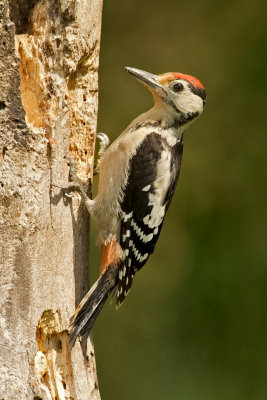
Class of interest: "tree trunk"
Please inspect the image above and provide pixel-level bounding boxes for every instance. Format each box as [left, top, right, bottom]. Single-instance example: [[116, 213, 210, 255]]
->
[[0, 0, 102, 398]]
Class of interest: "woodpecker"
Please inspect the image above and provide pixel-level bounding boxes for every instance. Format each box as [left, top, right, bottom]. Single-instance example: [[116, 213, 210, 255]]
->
[[65, 67, 206, 346]]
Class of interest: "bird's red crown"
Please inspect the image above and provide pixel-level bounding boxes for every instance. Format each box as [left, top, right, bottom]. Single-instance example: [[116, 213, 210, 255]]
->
[[158, 72, 205, 90], [172, 73, 204, 90]]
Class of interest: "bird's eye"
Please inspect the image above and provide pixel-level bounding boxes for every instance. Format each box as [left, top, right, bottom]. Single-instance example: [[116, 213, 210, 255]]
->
[[172, 82, 184, 93]]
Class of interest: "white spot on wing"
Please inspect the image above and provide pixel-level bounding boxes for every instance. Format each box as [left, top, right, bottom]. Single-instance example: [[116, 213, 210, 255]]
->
[[142, 148, 171, 228], [142, 184, 151, 192], [124, 249, 129, 257], [143, 211, 164, 229], [130, 241, 148, 262], [131, 219, 154, 242], [121, 211, 133, 222], [122, 229, 131, 242]]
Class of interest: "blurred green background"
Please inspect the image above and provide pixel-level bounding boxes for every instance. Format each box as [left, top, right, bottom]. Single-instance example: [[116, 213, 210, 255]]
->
[[90, 0, 267, 399]]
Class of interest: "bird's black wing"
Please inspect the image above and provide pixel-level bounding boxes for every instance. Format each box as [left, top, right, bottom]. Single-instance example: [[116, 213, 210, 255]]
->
[[117, 132, 183, 306]]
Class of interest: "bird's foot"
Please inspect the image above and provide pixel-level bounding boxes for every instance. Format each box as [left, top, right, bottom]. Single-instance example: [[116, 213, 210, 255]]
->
[[94, 132, 110, 175], [53, 157, 88, 201]]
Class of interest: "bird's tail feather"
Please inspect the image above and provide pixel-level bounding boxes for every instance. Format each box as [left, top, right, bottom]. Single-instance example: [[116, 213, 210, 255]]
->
[[69, 264, 119, 347]]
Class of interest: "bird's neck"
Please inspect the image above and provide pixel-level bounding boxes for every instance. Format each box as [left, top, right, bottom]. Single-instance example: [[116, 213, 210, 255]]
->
[[127, 104, 186, 146]]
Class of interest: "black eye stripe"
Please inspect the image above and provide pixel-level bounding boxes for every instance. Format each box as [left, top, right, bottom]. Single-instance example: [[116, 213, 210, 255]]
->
[[188, 83, 207, 104]]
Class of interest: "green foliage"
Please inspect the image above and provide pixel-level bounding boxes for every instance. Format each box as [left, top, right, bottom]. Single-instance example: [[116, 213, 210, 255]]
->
[[91, 0, 267, 398]]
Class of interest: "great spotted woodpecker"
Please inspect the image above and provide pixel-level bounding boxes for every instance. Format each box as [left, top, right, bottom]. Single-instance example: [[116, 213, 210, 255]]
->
[[64, 67, 206, 346]]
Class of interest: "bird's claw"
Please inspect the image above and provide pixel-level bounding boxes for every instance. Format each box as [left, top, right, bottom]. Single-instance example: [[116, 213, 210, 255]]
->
[[53, 157, 86, 199], [94, 132, 110, 175]]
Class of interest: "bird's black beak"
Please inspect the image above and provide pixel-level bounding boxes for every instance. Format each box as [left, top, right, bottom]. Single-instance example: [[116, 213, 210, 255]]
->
[[125, 67, 162, 91]]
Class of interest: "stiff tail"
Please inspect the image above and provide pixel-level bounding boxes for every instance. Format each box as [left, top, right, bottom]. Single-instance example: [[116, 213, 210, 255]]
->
[[69, 264, 119, 347]]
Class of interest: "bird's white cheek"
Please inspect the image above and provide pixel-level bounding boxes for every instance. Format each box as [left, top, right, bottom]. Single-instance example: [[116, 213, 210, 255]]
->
[[178, 93, 203, 114]]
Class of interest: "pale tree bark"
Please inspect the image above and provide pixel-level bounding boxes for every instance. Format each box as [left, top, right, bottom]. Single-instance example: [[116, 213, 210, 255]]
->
[[0, 0, 102, 399]]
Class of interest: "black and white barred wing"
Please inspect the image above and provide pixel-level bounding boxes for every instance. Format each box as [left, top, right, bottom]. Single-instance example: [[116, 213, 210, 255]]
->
[[117, 132, 183, 306]]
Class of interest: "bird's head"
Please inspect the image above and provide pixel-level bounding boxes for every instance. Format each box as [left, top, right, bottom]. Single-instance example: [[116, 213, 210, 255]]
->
[[125, 67, 206, 126]]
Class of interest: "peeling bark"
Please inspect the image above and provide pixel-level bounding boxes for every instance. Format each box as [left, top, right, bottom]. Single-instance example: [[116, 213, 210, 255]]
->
[[0, 0, 102, 398]]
